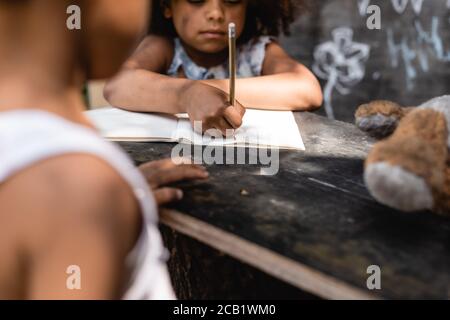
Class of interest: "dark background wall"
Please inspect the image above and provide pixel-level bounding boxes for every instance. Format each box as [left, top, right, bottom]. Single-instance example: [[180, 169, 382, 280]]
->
[[280, 0, 450, 122]]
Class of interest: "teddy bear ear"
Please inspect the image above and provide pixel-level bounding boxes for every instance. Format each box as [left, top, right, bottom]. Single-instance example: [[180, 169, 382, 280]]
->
[[355, 100, 407, 139]]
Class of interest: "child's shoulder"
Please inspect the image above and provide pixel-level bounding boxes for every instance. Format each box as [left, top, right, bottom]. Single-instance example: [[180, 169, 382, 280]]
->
[[133, 35, 175, 72], [139, 35, 175, 58], [143, 34, 174, 49], [0, 154, 140, 255]]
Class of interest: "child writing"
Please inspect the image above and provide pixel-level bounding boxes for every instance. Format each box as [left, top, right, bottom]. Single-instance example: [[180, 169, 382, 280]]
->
[[104, 0, 323, 135], [0, 0, 208, 299]]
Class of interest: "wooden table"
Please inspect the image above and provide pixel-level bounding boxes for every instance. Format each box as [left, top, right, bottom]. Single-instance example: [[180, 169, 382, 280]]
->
[[119, 112, 450, 300]]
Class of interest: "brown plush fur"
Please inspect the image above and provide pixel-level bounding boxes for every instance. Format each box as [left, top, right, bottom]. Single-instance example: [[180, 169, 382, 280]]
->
[[356, 100, 406, 118], [436, 160, 450, 213], [366, 109, 449, 214], [355, 100, 417, 139], [355, 96, 450, 215]]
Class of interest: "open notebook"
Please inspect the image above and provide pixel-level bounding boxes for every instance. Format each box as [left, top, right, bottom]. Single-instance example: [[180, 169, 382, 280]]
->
[[85, 107, 305, 150]]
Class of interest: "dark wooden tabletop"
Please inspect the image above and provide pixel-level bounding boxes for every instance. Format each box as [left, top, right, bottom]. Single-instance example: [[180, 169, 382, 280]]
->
[[119, 112, 450, 300]]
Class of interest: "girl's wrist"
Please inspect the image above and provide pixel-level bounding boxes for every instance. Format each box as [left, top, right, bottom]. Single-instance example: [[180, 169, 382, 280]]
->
[[177, 79, 198, 113], [201, 79, 227, 92]]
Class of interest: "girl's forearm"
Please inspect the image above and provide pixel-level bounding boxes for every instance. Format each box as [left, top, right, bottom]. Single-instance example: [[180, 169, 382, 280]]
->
[[202, 72, 323, 111], [104, 68, 323, 113], [104, 69, 192, 114]]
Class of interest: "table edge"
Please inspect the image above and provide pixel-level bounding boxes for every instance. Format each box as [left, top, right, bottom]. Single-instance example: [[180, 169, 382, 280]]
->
[[160, 209, 379, 300]]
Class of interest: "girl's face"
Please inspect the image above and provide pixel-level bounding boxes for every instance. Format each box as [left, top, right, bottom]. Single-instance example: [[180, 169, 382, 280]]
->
[[165, 0, 248, 54]]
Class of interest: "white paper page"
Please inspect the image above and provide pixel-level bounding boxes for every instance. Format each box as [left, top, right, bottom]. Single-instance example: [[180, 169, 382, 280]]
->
[[85, 107, 178, 142], [173, 115, 234, 146], [174, 109, 305, 150], [234, 110, 305, 150]]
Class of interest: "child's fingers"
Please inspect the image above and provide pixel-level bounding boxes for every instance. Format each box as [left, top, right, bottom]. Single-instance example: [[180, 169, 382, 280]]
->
[[139, 157, 193, 173], [171, 157, 193, 165], [214, 117, 235, 136], [154, 187, 184, 206], [149, 164, 209, 187], [223, 105, 244, 129], [139, 158, 176, 172], [227, 99, 246, 119], [234, 100, 246, 118]]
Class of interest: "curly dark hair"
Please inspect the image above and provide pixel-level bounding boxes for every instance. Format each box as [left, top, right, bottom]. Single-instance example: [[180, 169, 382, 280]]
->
[[149, 0, 308, 43]]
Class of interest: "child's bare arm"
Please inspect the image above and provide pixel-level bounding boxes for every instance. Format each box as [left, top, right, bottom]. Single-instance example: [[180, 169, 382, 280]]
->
[[105, 35, 189, 114], [202, 42, 323, 111], [2, 155, 141, 299], [0, 154, 208, 299], [104, 36, 245, 135]]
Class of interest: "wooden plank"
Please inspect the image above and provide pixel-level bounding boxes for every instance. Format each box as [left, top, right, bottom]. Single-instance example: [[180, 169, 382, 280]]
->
[[159, 225, 320, 299], [161, 209, 378, 300]]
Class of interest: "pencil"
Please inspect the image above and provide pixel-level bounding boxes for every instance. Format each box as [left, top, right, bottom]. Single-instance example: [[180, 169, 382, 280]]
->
[[228, 22, 236, 106]]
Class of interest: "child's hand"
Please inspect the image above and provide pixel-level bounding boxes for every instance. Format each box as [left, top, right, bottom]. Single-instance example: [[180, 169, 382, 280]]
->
[[180, 82, 245, 136], [139, 158, 209, 206]]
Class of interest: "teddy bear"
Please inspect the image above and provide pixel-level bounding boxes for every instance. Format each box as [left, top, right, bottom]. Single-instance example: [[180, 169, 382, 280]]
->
[[354, 95, 449, 215]]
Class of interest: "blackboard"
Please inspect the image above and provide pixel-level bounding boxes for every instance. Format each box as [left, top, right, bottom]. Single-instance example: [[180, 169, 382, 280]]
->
[[280, 0, 450, 122]]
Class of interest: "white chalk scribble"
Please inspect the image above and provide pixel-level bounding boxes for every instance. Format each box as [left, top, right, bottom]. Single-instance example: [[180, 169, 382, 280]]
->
[[358, 0, 372, 16], [387, 16, 450, 91], [358, 0, 426, 16], [313, 28, 370, 119], [391, 0, 425, 14]]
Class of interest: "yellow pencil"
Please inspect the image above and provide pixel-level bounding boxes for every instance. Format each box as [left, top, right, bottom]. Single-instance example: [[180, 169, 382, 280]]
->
[[228, 22, 236, 106]]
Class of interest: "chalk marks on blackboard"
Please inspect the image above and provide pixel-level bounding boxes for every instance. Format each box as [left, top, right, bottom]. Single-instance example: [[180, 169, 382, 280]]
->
[[387, 17, 450, 91], [391, 0, 425, 14], [358, 0, 425, 16], [358, 0, 371, 16], [313, 28, 370, 119]]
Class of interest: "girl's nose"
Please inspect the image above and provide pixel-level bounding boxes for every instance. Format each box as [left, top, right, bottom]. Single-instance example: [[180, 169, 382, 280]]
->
[[205, 0, 225, 23]]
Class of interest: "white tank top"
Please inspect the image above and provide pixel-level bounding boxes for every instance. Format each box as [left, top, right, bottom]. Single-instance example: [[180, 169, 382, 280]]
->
[[0, 109, 175, 300]]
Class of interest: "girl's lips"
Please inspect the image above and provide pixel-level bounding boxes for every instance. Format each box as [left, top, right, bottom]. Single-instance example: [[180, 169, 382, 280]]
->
[[200, 31, 226, 39]]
